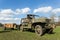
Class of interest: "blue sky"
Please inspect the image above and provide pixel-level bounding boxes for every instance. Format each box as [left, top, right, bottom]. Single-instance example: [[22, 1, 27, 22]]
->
[[0, 0, 60, 24], [0, 0, 60, 9]]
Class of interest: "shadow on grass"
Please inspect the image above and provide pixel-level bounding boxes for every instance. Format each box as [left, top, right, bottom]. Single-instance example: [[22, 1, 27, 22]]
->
[[0, 30, 11, 33], [25, 29, 45, 36], [23, 29, 56, 36], [23, 29, 35, 33], [45, 29, 56, 34], [47, 32, 56, 34]]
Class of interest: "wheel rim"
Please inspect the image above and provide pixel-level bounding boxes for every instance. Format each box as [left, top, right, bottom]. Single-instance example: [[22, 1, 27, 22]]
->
[[36, 27, 41, 34], [35, 25, 42, 35]]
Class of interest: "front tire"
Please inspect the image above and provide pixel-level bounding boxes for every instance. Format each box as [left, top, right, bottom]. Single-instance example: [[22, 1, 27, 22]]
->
[[35, 25, 43, 36], [20, 25, 23, 32]]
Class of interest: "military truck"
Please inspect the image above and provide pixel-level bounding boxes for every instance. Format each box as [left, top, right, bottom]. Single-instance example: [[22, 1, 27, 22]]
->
[[20, 14, 56, 36]]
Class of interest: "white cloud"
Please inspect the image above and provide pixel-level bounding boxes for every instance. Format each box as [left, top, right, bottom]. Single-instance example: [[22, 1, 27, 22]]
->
[[52, 8, 60, 13], [0, 8, 31, 17], [0, 9, 21, 24], [21, 7, 30, 13], [16, 9, 21, 14], [0, 17, 21, 24], [0, 20, 20, 24], [0, 9, 14, 18], [0, 9, 14, 14], [1, 7, 60, 24], [16, 7, 31, 14], [33, 6, 52, 13], [0, 17, 20, 20], [0, 7, 31, 24]]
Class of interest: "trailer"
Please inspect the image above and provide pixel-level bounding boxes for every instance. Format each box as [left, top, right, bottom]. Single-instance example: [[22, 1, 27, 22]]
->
[[4, 23, 17, 30]]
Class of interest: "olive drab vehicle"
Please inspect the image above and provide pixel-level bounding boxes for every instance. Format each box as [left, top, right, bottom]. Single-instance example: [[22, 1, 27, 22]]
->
[[20, 14, 56, 36]]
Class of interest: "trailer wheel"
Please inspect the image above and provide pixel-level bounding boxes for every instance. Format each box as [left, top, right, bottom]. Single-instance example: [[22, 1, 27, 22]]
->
[[4, 27, 6, 30], [35, 25, 43, 36]]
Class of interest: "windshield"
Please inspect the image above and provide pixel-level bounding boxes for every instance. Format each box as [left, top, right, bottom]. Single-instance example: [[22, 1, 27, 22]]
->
[[35, 15, 40, 19], [27, 14, 40, 19]]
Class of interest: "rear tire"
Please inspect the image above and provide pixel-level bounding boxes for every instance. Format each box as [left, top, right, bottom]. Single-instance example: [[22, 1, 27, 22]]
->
[[35, 25, 43, 36], [48, 28, 53, 34]]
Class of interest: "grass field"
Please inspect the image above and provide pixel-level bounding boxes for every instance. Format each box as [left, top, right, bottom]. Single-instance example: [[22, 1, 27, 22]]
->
[[0, 26, 60, 40]]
